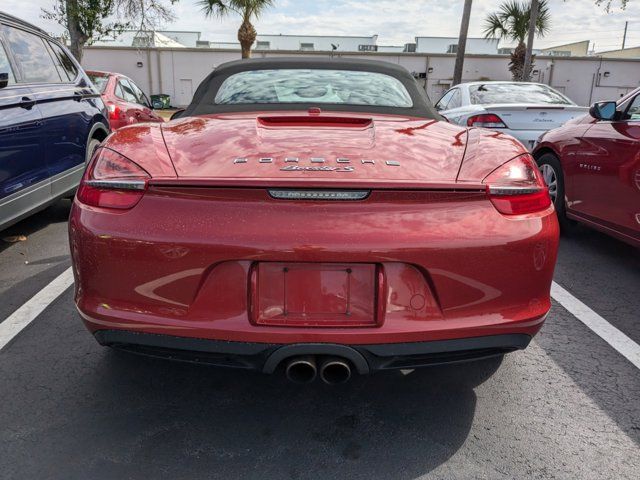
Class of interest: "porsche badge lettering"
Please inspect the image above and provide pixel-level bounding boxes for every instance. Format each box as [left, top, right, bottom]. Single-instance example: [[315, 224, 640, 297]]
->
[[232, 158, 400, 171], [281, 165, 355, 173]]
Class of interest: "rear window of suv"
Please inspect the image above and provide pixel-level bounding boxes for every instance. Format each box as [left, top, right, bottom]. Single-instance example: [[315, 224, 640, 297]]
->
[[469, 83, 573, 105], [214, 69, 414, 108]]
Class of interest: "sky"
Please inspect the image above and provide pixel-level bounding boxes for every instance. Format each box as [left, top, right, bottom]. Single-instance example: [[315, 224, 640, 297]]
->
[[5, 0, 640, 52]]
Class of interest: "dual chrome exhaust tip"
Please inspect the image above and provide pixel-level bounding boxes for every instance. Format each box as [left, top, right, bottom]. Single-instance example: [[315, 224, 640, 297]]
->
[[284, 355, 352, 385]]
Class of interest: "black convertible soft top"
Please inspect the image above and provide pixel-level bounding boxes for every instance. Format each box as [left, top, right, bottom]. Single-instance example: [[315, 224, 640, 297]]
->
[[182, 57, 441, 119]]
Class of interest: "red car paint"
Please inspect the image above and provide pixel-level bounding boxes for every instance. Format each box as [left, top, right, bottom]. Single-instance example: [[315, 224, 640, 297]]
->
[[534, 87, 640, 247], [69, 110, 558, 352], [86, 70, 163, 130]]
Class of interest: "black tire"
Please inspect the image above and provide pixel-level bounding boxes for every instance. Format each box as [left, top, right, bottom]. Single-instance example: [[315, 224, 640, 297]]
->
[[536, 152, 575, 231]]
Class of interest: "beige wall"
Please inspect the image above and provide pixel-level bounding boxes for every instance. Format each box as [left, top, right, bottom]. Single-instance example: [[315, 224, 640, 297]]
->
[[542, 41, 590, 56], [81, 47, 640, 107]]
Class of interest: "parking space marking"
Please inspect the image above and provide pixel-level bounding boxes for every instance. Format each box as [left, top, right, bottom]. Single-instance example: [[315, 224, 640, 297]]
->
[[551, 281, 640, 370], [0, 267, 74, 352]]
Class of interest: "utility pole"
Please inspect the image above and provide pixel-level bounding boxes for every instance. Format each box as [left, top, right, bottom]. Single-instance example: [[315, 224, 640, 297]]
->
[[452, 0, 473, 86], [622, 21, 628, 49], [523, 0, 539, 82]]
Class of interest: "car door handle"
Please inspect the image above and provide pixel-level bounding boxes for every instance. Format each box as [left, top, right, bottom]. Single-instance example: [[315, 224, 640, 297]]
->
[[20, 96, 36, 110]]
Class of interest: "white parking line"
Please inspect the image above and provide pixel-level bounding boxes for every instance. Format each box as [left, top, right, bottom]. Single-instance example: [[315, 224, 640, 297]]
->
[[0, 267, 74, 352], [551, 281, 640, 370]]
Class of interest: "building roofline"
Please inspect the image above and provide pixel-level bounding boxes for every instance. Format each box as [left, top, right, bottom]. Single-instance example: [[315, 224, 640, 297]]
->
[[414, 36, 498, 41], [258, 33, 378, 39], [81, 44, 640, 62], [595, 45, 640, 54], [157, 30, 201, 34]]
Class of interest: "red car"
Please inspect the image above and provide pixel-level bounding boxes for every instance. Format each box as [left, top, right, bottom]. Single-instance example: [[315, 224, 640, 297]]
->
[[534, 87, 640, 247], [69, 58, 559, 384], [86, 70, 163, 129]]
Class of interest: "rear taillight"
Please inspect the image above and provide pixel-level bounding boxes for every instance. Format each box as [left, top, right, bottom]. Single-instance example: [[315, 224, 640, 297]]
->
[[484, 155, 552, 215], [467, 113, 507, 128], [106, 102, 121, 121], [77, 148, 149, 210]]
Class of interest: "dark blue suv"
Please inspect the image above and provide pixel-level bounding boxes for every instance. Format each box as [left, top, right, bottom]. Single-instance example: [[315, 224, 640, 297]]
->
[[0, 13, 109, 230]]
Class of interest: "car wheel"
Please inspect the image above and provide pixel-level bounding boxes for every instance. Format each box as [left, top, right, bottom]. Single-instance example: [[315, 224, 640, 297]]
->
[[536, 152, 574, 231], [86, 137, 102, 165]]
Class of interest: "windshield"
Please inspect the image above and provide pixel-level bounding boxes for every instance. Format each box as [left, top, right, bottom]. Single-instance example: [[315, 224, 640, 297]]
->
[[214, 69, 414, 108], [88, 74, 109, 93], [469, 83, 573, 105]]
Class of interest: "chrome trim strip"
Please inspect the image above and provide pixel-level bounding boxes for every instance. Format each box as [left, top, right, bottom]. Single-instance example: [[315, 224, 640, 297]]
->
[[259, 158, 273, 164], [234, 158, 247, 164], [336, 158, 350, 163], [361, 159, 375, 165], [284, 157, 299, 163], [268, 189, 370, 201], [386, 160, 400, 166], [84, 180, 146, 190], [310, 158, 325, 163]]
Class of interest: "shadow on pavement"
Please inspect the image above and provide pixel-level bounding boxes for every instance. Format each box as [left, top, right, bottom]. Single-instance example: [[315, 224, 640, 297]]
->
[[1, 199, 72, 254], [7, 346, 502, 480]]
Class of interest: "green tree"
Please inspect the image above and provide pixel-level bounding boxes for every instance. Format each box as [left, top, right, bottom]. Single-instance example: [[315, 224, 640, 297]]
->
[[198, 0, 274, 59], [483, 0, 550, 81], [43, 0, 177, 62]]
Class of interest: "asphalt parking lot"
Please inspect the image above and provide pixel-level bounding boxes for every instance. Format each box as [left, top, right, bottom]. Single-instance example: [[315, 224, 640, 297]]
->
[[1, 199, 639, 480]]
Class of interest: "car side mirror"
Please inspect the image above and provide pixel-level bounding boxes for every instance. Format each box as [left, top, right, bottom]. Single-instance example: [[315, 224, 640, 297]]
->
[[0, 72, 9, 89], [589, 101, 617, 121]]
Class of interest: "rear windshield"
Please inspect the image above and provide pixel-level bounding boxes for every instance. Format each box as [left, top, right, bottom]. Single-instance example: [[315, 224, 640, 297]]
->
[[88, 74, 109, 93], [214, 69, 414, 108], [469, 83, 573, 105]]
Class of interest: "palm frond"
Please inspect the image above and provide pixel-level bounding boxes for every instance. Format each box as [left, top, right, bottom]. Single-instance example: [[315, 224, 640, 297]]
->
[[484, 0, 550, 43], [198, 0, 230, 18]]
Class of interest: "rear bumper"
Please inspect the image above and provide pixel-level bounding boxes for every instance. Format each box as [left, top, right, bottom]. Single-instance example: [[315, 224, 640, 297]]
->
[[503, 129, 546, 150], [94, 329, 533, 373]]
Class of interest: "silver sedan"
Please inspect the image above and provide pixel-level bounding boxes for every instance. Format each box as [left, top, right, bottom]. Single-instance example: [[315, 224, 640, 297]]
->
[[435, 81, 588, 150]]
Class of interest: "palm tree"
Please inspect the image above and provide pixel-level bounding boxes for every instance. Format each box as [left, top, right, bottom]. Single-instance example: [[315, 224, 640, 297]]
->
[[483, 0, 550, 80], [199, 0, 274, 59]]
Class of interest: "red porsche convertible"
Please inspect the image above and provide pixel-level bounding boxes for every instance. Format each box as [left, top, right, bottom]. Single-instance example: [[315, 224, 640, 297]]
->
[[534, 87, 640, 248], [69, 58, 558, 384]]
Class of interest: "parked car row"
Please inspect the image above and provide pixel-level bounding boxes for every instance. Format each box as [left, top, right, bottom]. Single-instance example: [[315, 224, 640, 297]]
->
[[0, 13, 162, 230], [436, 81, 639, 247], [1, 10, 637, 253]]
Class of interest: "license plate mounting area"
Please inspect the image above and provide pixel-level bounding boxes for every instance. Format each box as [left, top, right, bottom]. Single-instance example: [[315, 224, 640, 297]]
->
[[250, 262, 380, 327]]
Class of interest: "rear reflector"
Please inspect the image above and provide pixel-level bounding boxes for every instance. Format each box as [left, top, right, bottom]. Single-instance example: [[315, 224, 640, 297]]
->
[[269, 189, 370, 201], [484, 155, 552, 215]]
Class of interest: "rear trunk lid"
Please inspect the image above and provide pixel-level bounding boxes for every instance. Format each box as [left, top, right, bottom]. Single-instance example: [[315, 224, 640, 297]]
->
[[160, 112, 472, 189], [483, 104, 588, 131]]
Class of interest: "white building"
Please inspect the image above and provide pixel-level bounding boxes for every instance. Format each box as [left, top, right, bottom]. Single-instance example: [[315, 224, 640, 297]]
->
[[157, 31, 201, 48], [415, 37, 500, 54], [253, 34, 379, 52], [92, 30, 187, 48]]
